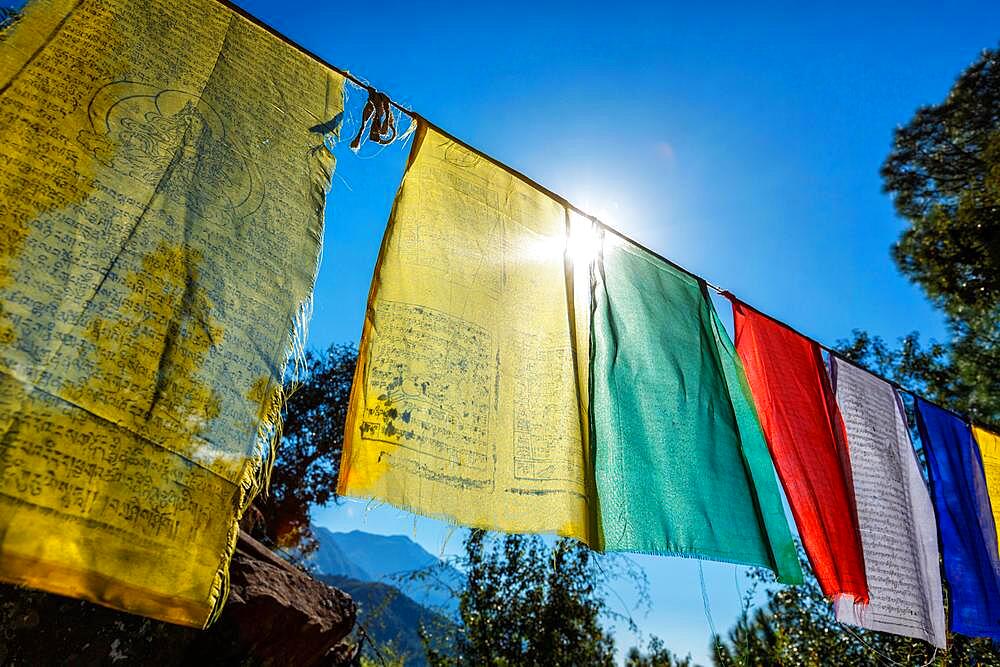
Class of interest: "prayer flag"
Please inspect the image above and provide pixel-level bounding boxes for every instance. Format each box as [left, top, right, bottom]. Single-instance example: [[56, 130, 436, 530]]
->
[[0, 0, 343, 625], [715, 307, 803, 583], [830, 360, 946, 648], [917, 399, 1000, 640], [591, 236, 801, 580], [974, 426, 1000, 556], [339, 123, 800, 581], [731, 299, 869, 602], [338, 124, 597, 545]]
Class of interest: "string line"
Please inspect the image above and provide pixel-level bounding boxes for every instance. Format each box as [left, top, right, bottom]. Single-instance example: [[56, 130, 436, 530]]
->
[[213, 0, 991, 432]]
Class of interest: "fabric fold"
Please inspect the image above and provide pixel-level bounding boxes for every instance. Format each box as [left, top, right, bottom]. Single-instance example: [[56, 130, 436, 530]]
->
[[730, 298, 868, 602], [830, 360, 945, 648], [918, 399, 1000, 640], [0, 0, 343, 625], [338, 123, 596, 545], [590, 236, 800, 580]]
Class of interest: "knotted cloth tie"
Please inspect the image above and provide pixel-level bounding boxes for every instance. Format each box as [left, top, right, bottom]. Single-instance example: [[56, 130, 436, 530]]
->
[[350, 88, 396, 150]]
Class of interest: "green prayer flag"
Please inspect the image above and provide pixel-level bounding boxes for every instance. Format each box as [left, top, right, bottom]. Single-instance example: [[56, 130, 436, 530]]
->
[[710, 305, 803, 583], [592, 234, 801, 582]]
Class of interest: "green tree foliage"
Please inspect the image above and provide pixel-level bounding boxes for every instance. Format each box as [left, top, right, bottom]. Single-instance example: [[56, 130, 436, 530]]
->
[[879, 45, 1000, 423], [359, 642, 406, 667], [712, 549, 1000, 666], [251, 343, 357, 551], [625, 636, 699, 667], [882, 45, 1000, 317], [423, 531, 628, 667], [714, 44, 1000, 666]]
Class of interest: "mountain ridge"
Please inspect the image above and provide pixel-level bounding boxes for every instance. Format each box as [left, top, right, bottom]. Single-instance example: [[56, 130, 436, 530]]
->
[[318, 574, 454, 666], [308, 525, 463, 613], [307, 526, 462, 664]]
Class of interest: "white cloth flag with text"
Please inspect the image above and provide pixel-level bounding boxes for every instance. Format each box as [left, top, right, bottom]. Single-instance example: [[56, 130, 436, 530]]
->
[[831, 358, 946, 648]]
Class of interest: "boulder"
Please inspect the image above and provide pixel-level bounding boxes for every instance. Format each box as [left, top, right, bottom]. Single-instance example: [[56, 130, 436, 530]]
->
[[0, 531, 358, 666], [210, 531, 358, 665]]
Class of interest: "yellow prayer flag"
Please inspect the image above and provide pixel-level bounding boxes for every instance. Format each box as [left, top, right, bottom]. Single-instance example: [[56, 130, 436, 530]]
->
[[0, 0, 342, 626], [338, 124, 598, 545], [973, 426, 1000, 552]]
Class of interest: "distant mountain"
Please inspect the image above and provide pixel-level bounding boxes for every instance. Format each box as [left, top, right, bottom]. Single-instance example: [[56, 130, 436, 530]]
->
[[321, 529, 442, 581], [310, 526, 372, 581], [319, 575, 454, 666], [308, 526, 463, 614]]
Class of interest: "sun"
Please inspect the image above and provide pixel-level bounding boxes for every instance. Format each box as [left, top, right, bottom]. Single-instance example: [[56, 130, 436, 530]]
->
[[518, 211, 609, 270], [566, 216, 602, 268]]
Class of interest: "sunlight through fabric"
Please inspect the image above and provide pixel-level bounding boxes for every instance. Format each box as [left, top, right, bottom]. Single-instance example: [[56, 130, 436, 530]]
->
[[0, 0, 343, 626], [340, 124, 802, 581], [338, 123, 597, 546]]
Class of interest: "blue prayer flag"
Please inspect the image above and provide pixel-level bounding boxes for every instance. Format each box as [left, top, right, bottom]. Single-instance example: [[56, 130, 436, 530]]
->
[[917, 398, 1000, 640]]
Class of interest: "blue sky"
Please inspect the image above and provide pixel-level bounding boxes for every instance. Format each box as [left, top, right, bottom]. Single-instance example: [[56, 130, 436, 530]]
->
[[234, 1, 1000, 662]]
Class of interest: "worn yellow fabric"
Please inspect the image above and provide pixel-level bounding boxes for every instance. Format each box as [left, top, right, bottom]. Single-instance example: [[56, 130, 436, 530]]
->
[[973, 426, 1000, 553], [339, 125, 597, 545], [0, 0, 343, 626]]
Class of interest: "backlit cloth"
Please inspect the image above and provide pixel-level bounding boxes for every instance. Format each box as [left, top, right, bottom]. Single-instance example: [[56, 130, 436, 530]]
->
[[338, 124, 802, 579], [0, 0, 343, 626], [974, 426, 1000, 556], [591, 236, 801, 581], [917, 400, 1000, 640], [338, 124, 597, 545], [730, 299, 869, 602], [830, 360, 946, 648]]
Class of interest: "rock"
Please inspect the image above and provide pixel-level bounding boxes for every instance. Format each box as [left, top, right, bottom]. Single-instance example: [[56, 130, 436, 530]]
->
[[200, 531, 358, 665], [0, 531, 358, 666]]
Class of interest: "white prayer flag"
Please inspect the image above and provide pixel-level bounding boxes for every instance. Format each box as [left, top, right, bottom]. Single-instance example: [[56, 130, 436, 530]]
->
[[831, 358, 946, 648]]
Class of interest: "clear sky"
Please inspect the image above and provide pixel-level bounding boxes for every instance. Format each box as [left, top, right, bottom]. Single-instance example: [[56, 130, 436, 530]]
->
[[234, 1, 1000, 662]]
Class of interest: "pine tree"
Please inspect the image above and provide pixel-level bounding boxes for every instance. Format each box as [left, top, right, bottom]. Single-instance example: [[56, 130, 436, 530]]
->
[[423, 531, 620, 667]]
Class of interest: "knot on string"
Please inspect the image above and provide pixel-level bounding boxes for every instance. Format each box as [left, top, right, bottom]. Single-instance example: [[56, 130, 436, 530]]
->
[[350, 88, 397, 151]]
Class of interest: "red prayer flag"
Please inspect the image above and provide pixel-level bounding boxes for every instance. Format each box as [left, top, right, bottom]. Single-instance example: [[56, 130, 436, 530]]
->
[[730, 297, 869, 603]]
